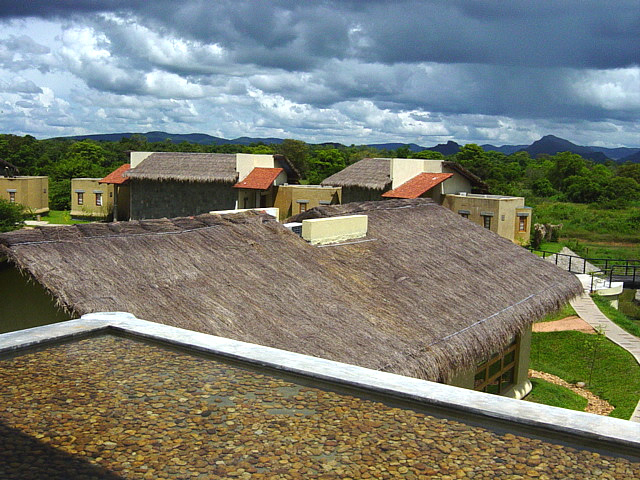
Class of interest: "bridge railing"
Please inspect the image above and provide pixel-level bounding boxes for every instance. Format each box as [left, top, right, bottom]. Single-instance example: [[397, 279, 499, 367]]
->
[[528, 248, 640, 276]]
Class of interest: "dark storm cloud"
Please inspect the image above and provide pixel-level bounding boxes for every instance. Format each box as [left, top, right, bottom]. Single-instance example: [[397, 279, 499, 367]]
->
[[2, 0, 638, 70]]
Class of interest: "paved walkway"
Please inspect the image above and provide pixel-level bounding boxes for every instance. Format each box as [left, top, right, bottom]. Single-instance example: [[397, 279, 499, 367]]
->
[[570, 292, 640, 422]]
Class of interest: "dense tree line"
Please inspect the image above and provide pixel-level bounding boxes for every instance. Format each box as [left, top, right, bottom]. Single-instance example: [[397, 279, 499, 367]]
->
[[1, 134, 639, 214]]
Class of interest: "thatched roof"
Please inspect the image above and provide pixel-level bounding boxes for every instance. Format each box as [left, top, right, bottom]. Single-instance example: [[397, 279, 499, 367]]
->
[[0, 199, 581, 382], [321, 158, 391, 189], [126, 152, 238, 183], [443, 161, 489, 192]]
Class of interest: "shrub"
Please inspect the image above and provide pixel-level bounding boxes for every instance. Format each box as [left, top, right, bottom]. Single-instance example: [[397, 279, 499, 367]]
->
[[0, 198, 25, 232]]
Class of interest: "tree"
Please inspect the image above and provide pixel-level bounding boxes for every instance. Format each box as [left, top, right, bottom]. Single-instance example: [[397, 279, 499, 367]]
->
[[411, 150, 444, 160], [307, 149, 346, 184], [276, 139, 310, 176], [0, 199, 25, 232]]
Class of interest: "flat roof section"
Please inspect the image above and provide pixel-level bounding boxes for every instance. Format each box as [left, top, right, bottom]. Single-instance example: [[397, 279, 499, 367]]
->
[[0, 315, 638, 478]]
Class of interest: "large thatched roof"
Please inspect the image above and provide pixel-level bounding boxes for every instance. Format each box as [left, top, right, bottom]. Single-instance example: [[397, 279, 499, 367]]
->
[[0, 199, 581, 382], [126, 152, 238, 183], [320, 157, 489, 192], [321, 158, 391, 189]]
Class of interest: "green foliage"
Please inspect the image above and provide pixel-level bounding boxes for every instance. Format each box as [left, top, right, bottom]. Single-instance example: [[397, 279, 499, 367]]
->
[[40, 210, 91, 225], [537, 303, 577, 323], [49, 179, 71, 210], [531, 331, 640, 419], [525, 378, 588, 412], [0, 199, 25, 232], [276, 139, 310, 176], [306, 149, 346, 184]]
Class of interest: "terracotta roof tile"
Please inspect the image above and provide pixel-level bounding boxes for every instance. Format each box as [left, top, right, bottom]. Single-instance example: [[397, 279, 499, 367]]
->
[[233, 167, 283, 190], [99, 164, 131, 185], [382, 172, 453, 199]]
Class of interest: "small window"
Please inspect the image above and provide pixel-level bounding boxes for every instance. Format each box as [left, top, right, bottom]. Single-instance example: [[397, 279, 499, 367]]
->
[[460, 212, 469, 219], [299, 203, 307, 213], [109, 192, 113, 198], [483, 215, 491, 229], [9, 191, 15, 203], [77, 192, 84, 205], [519, 216, 527, 232], [95, 192, 103, 207], [474, 339, 519, 395]]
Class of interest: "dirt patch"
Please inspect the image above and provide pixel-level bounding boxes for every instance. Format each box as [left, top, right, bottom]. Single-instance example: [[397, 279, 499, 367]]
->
[[529, 370, 614, 416], [533, 316, 595, 334]]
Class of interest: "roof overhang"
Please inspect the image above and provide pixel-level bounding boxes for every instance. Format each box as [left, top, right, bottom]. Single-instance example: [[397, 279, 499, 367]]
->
[[99, 164, 131, 185]]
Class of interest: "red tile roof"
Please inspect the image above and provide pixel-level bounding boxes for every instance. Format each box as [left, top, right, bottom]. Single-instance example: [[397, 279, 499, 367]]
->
[[99, 164, 131, 185], [381, 172, 453, 199], [233, 167, 283, 190]]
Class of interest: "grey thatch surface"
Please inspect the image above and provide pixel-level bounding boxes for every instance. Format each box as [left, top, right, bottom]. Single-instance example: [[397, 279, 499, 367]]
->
[[0, 199, 581, 382], [126, 152, 238, 183], [321, 158, 391, 189]]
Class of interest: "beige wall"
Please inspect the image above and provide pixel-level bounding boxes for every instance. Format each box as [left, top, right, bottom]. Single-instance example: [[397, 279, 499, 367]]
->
[[236, 154, 279, 182], [129, 152, 153, 168], [273, 185, 341, 221], [301, 214, 368, 245], [390, 158, 447, 189], [71, 178, 114, 219], [0, 176, 49, 214], [442, 194, 531, 244]]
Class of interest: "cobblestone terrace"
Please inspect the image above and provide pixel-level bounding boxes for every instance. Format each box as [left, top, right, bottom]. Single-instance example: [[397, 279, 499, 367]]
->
[[0, 335, 638, 479]]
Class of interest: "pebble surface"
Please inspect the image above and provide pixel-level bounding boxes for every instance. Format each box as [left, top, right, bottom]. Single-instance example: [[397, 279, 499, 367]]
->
[[0, 335, 638, 479]]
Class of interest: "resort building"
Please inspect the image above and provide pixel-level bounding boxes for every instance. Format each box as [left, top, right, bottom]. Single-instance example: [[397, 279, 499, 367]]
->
[[70, 178, 114, 219], [0, 175, 49, 215], [322, 157, 531, 243], [0, 198, 580, 398], [125, 152, 300, 219]]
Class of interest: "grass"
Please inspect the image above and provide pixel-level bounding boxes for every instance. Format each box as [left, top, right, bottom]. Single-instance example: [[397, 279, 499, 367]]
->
[[530, 331, 640, 419], [39, 210, 92, 225], [525, 378, 588, 412], [592, 294, 640, 338], [537, 303, 577, 323], [618, 289, 640, 323]]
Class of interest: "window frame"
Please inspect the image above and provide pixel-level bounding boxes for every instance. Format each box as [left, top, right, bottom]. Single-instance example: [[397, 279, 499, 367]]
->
[[8, 191, 15, 203], [95, 192, 103, 207], [473, 337, 519, 394], [483, 215, 491, 229], [77, 192, 84, 205]]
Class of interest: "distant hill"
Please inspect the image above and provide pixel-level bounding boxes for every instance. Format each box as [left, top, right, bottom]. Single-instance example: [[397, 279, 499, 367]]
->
[[521, 135, 609, 163], [425, 141, 461, 156], [365, 143, 423, 152], [619, 150, 640, 163], [481, 144, 528, 155], [49, 131, 640, 162]]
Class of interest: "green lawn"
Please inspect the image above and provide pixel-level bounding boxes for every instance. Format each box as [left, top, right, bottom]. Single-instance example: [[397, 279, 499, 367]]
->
[[530, 331, 640, 419], [39, 210, 92, 225], [592, 294, 640, 338], [537, 303, 577, 323], [618, 289, 640, 324], [525, 378, 588, 412]]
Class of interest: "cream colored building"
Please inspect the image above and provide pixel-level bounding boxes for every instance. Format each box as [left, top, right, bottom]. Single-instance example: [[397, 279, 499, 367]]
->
[[70, 178, 114, 219], [273, 184, 341, 220], [0, 176, 49, 214], [442, 193, 532, 245]]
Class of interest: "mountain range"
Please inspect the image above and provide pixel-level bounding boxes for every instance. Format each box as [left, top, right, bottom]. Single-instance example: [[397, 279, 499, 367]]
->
[[55, 132, 640, 163]]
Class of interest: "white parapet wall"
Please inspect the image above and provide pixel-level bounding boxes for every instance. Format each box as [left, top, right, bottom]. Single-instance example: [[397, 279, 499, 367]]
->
[[301, 214, 368, 245]]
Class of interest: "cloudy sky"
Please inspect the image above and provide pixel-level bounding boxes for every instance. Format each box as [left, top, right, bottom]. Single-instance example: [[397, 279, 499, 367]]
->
[[1, 1, 639, 147]]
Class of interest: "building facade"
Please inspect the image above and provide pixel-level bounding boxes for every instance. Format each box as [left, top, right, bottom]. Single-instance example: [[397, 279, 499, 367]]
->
[[0, 176, 49, 214], [70, 178, 114, 219]]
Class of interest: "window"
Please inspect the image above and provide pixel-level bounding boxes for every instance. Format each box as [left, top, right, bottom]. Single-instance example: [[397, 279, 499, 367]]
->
[[483, 215, 491, 229], [77, 192, 84, 205], [299, 203, 307, 213], [519, 216, 527, 232], [9, 191, 15, 203], [95, 193, 103, 207], [460, 213, 469, 219], [474, 338, 518, 394], [458, 210, 470, 219]]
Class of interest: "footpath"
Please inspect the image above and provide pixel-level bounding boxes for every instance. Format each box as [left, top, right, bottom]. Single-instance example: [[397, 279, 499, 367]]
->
[[545, 249, 640, 422]]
